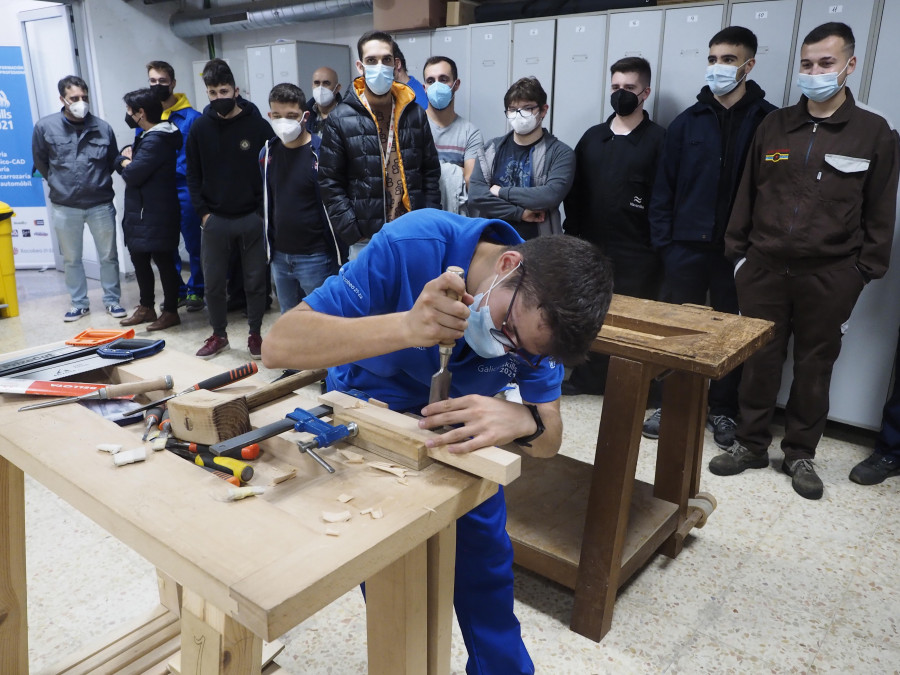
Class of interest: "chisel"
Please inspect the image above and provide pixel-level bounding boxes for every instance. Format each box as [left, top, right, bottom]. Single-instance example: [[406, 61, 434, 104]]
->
[[429, 266, 465, 404], [122, 363, 258, 417], [18, 375, 174, 412]]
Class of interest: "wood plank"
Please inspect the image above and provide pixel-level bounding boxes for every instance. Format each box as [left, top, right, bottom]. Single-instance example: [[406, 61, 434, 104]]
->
[[427, 525, 456, 675], [320, 390, 521, 485], [181, 588, 263, 675], [168, 640, 285, 675], [157, 569, 182, 617], [367, 541, 428, 675], [0, 456, 27, 675]]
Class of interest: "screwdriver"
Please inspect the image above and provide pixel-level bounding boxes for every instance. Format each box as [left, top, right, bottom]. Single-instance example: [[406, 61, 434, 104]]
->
[[17, 375, 174, 412], [141, 406, 164, 441], [123, 363, 259, 417], [166, 447, 242, 486], [163, 438, 260, 460], [167, 446, 254, 482]]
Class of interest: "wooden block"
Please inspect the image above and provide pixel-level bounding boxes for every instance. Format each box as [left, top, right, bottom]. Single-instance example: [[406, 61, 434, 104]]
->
[[168, 639, 285, 674], [181, 588, 262, 675], [167, 389, 251, 445], [319, 391, 521, 485], [427, 525, 456, 675]]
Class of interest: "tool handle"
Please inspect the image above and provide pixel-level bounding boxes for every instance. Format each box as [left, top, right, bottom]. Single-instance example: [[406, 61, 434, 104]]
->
[[244, 369, 327, 410], [187, 362, 258, 394], [440, 266, 465, 348], [97, 375, 173, 400], [209, 418, 296, 456], [195, 453, 254, 482]]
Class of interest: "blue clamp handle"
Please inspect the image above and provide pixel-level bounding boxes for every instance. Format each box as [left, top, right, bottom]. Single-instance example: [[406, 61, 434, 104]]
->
[[286, 408, 354, 450]]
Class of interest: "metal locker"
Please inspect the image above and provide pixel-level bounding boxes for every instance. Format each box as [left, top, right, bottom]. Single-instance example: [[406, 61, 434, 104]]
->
[[512, 19, 556, 130], [431, 27, 471, 119], [728, 0, 800, 108], [245, 45, 273, 104], [469, 22, 512, 143], [395, 31, 433, 89], [271, 43, 300, 88], [552, 14, 608, 151], [656, 4, 725, 127], [787, 0, 877, 105], [605, 9, 663, 121]]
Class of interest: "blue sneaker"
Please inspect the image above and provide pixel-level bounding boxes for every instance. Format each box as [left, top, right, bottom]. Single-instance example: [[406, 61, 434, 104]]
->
[[63, 306, 90, 322], [106, 304, 127, 319]]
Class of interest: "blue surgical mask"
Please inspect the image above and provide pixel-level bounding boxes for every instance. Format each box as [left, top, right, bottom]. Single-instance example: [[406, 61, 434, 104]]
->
[[364, 64, 394, 96], [463, 264, 521, 359], [705, 60, 749, 96], [427, 81, 454, 110], [797, 60, 851, 103]]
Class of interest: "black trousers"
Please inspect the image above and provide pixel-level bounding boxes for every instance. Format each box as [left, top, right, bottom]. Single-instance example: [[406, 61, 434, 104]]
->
[[129, 248, 181, 313]]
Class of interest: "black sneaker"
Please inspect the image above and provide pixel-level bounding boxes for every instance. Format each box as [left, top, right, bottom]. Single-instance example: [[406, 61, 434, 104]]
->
[[708, 441, 769, 476], [706, 414, 737, 450], [849, 452, 900, 486], [642, 408, 661, 439], [782, 458, 824, 500]]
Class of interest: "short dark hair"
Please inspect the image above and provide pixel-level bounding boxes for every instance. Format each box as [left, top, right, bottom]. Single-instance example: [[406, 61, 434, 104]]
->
[[803, 22, 855, 54], [504, 77, 547, 110], [709, 26, 759, 56], [123, 88, 163, 124], [357, 30, 394, 60], [610, 57, 652, 87], [146, 60, 175, 81], [202, 58, 235, 88], [58, 75, 88, 97], [392, 43, 408, 73], [504, 235, 614, 366], [423, 56, 458, 82], [268, 82, 308, 111]]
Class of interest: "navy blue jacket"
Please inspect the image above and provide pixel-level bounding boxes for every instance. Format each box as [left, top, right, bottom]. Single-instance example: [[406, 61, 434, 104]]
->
[[116, 122, 182, 252], [650, 81, 776, 248]]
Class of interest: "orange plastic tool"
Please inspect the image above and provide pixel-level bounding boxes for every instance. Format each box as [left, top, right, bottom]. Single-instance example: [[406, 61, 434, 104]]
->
[[65, 328, 135, 346]]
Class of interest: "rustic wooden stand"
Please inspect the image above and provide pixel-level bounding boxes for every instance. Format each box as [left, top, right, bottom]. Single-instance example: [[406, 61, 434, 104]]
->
[[505, 296, 773, 642], [0, 348, 501, 674]]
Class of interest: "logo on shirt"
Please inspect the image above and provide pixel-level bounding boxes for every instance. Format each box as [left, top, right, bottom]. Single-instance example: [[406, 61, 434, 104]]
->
[[765, 149, 789, 163], [240, 139, 251, 151], [629, 195, 645, 210]]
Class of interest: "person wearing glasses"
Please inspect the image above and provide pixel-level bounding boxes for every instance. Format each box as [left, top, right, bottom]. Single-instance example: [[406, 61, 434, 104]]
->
[[262, 207, 613, 674], [468, 77, 575, 240]]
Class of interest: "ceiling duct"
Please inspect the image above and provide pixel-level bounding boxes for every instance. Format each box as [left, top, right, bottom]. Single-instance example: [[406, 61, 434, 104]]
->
[[170, 0, 373, 38]]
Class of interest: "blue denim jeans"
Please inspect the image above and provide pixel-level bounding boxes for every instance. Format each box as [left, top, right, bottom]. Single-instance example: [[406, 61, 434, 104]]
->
[[270, 249, 338, 313], [50, 201, 121, 308]]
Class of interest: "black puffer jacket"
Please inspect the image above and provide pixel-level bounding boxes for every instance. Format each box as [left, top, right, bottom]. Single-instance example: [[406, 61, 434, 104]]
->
[[318, 78, 441, 245], [116, 122, 182, 253]]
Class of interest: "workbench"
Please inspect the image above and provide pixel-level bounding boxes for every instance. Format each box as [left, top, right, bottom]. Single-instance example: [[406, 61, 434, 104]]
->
[[0, 347, 498, 674], [505, 296, 773, 642]]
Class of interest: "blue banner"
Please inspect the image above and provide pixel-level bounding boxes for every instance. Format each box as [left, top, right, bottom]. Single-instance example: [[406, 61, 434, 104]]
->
[[0, 46, 44, 207]]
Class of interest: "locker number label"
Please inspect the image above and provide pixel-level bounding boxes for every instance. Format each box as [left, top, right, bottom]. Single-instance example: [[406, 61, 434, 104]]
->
[[445, 36, 452, 42], [575, 25, 586, 33], [687, 15, 698, 23], [755, 11, 768, 20], [529, 28, 539, 36], [629, 19, 640, 27], [484, 33, 493, 40], [829, 4, 843, 13]]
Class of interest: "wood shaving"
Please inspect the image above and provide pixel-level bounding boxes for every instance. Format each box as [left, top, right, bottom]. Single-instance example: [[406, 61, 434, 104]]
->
[[321, 510, 352, 523], [396, 477, 408, 486], [340, 449, 365, 463], [337, 493, 354, 503], [369, 461, 409, 478], [371, 508, 384, 519], [423, 506, 437, 514], [359, 507, 373, 515], [325, 528, 341, 537]]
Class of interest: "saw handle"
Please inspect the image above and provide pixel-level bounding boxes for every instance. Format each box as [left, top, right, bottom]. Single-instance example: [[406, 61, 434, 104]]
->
[[99, 375, 173, 399], [440, 266, 466, 348]]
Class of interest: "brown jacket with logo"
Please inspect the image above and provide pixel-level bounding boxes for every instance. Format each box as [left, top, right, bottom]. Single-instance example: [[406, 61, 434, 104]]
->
[[725, 89, 899, 280]]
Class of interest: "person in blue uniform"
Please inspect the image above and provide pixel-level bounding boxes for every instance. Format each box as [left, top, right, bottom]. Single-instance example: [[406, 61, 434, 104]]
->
[[262, 208, 613, 674]]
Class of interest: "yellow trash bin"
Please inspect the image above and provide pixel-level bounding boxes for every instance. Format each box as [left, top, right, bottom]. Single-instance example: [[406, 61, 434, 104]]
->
[[0, 200, 19, 318]]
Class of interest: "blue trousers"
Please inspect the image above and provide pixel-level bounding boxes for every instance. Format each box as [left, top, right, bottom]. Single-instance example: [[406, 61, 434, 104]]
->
[[175, 179, 203, 297], [270, 249, 337, 314]]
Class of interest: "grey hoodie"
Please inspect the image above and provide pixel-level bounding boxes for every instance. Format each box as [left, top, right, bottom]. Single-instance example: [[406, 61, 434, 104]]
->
[[32, 110, 118, 208]]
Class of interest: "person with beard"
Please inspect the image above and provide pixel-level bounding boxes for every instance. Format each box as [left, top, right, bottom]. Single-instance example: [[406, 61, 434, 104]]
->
[[144, 61, 204, 312], [646, 26, 777, 447], [185, 58, 273, 360]]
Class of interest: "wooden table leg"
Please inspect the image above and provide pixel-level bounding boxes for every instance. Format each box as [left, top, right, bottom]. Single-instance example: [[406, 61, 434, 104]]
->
[[367, 541, 428, 675], [180, 588, 262, 675], [571, 356, 651, 642], [0, 456, 27, 675], [654, 370, 708, 558], [427, 524, 456, 675]]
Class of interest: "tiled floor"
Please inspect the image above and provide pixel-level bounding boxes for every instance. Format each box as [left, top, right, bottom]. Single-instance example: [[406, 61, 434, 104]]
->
[[4, 269, 900, 674]]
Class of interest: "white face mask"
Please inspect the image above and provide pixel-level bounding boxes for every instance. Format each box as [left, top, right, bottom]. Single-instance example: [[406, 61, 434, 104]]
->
[[705, 59, 749, 96], [67, 100, 89, 119], [797, 60, 851, 103], [271, 117, 304, 144], [463, 264, 522, 359], [312, 85, 335, 108], [509, 114, 540, 135], [364, 64, 394, 96]]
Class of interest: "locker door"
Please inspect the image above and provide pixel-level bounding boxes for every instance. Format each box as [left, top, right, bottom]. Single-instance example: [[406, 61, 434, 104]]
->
[[246, 45, 273, 104], [787, 0, 877, 105], [512, 19, 556, 129], [271, 42, 299, 87], [552, 14, 608, 150], [728, 0, 799, 108], [470, 23, 512, 143], [820, 1, 900, 430], [432, 27, 471, 119], [656, 4, 725, 127], [605, 10, 663, 120], [395, 31, 433, 88]]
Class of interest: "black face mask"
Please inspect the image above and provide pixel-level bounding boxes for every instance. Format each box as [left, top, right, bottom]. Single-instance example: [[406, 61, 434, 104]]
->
[[150, 84, 171, 102], [124, 112, 140, 129], [610, 89, 640, 117], [210, 97, 236, 116]]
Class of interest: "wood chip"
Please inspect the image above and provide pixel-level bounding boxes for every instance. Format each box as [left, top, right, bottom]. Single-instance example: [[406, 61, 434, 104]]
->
[[359, 507, 373, 515], [369, 461, 408, 478], [340, 449, 365, 463], [337, 493, 354, 503], [396, 477, 408, 486], [321, 510, 352, 523], [325, 528, 341, 537], [371, 508, 384, 519]]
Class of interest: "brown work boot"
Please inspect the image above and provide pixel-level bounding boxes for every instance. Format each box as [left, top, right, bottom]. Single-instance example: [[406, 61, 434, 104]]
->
[[147, 311, 181, 331], [120, 305, 157, 326]]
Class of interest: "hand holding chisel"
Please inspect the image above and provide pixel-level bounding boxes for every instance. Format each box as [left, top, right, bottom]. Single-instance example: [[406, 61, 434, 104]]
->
[[18, 376, 174, 412], [429, 266, 466, 404]]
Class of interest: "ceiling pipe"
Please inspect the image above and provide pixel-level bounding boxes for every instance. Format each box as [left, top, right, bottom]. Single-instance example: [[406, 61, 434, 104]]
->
[[170, 0, 373, 38]]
